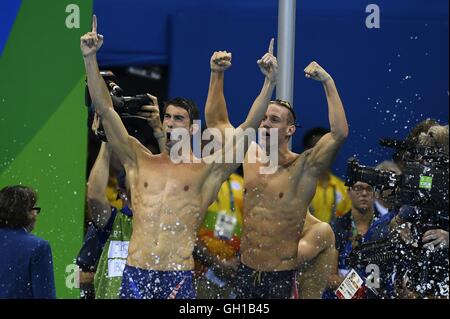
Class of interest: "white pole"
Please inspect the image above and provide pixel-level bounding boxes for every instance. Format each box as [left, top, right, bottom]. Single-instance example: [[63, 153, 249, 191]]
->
[[277, 0, 296, 105]]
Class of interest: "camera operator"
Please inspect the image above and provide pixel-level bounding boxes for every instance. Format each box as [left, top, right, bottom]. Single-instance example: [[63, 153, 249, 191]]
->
[[390, 124, 449, 299], [323, 181, 396, 299], [393, 119, 440, 171], [374, 161, 402, 216]]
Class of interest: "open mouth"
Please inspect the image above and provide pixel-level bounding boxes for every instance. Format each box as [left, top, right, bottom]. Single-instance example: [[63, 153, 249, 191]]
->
[[261, 129, 271, 137]]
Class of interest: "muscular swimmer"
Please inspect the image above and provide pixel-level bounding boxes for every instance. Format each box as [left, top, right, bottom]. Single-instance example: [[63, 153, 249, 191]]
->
[[205, 55, 348, 298], [80, 16, 278, 299]]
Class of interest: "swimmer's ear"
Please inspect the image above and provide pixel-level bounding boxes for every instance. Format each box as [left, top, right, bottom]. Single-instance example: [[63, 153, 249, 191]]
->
[[286, 124, 296, 137]]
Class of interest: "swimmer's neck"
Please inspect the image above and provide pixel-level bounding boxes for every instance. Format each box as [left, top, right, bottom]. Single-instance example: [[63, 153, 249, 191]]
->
[[266, 141, 294, 163]]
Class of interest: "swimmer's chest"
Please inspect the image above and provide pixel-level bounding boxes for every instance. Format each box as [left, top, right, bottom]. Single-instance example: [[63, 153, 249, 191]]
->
[[243, 162, 300, 202], [133, 156, 207, 195]]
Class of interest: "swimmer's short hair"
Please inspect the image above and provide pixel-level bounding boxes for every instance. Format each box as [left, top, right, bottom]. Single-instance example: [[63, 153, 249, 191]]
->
[[163, 97, 200, 124], [270, 99, 298, 126]]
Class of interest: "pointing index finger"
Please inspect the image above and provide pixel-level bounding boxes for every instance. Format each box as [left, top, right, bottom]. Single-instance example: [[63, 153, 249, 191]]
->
[[92, 15, 97, 33], [268, 38, 274, 55]]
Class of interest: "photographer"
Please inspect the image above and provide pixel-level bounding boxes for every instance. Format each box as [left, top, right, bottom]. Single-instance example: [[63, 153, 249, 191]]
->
[[390, 123, 449, 299], [374, 161, 402, 216], [323, 181, 396, 299]]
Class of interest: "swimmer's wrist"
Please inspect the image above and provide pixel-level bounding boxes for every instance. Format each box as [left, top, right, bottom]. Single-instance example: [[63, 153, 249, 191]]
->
[[321, 74, 333, 84]]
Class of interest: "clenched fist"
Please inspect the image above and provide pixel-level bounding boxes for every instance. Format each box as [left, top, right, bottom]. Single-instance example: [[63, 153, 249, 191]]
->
[[80, 15, 104, 57], [304, 61, 332, 83], [257, 38, 278, 84], [211, 51, 232, 73]]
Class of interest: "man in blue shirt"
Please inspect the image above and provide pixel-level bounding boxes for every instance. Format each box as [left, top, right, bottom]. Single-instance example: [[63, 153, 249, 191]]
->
[[324, 181, 395, 299]]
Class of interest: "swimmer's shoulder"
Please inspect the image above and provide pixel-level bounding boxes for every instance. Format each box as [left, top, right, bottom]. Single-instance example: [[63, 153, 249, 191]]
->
[[283, 150, 310, 171], [128, 136, 155, 158]]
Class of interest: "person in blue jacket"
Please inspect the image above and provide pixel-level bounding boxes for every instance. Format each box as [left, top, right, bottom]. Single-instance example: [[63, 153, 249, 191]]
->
[[0, 185, 56, 299]]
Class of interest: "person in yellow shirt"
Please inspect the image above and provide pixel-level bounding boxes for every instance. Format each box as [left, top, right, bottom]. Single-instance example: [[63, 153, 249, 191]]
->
[[303, 127, 352, 223]]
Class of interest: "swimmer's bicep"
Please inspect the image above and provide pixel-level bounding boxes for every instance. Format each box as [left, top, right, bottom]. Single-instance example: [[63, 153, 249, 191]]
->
[[304, 133, 343, 175]]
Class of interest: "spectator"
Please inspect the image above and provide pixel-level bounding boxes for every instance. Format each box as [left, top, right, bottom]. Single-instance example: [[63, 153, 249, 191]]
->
[[0, 186, 56, 299], [76, 142, 129, 299], [302, 127, 352, 223]]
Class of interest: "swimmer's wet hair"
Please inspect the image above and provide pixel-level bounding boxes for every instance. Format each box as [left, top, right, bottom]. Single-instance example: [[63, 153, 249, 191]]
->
[[163, 97, 200, 124]]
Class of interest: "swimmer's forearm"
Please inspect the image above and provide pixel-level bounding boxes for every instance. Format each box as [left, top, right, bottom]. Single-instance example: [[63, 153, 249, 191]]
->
[[87, 142, 111, 196], [84, 55, 113, 116], [322, 78, 349, 142], [84, 56, 135, 165], [205, 71, 230, 129], [241, 78, 275, 131], [87, 142, 112, 228]]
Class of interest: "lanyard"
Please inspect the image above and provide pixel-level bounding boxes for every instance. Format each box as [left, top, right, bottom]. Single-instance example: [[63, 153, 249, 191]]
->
[[329, 185, 337, 217], [121, 205, 133, 217], [350, 213, 379, 245], [218, 179, 235, 213], [228, 180, 236, 213]]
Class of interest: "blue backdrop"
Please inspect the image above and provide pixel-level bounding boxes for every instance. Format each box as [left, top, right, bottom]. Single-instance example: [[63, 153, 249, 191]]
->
[[94, 0, 449, 176]]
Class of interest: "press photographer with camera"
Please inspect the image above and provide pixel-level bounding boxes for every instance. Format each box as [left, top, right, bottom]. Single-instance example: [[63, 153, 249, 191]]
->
[[322, 180, 396, 299], [345, 121, 449, 299], [390, 123, 449, 298]]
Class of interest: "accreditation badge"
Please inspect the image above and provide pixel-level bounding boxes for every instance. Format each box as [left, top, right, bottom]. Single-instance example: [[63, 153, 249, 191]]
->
[[214, 211, 237, 241]]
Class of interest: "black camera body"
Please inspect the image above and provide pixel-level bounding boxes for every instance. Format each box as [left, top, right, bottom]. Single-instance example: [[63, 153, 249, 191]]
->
[[346, 138, 449, 229], [85, 71, 154, 143]]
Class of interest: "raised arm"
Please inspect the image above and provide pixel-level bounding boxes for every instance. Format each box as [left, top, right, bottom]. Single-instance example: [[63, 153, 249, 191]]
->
[[87, 142, 113, 229], [201, 40, 278, 208], [303, 62, 349, 175], [205, 51, 234, 133], [238, 38, 277, 132], [81, 15, 136, 167]]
